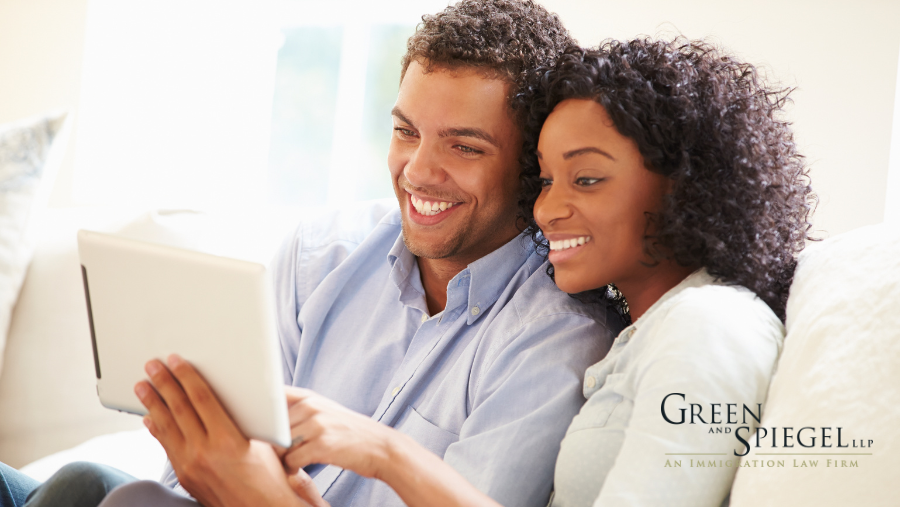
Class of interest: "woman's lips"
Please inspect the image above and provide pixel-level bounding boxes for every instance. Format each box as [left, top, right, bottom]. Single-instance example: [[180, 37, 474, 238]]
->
[[546, 235, 592, 264]]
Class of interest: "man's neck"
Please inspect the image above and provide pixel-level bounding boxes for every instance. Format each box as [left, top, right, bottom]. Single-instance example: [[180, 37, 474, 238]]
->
[[417, 256, 468, 315]]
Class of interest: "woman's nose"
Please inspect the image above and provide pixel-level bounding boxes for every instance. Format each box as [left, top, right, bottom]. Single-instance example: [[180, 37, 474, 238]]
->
[[534, 183, 572, 228]]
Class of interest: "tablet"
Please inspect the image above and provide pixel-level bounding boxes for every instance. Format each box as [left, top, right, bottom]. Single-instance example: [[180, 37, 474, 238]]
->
[[77, 229, 291, 448]]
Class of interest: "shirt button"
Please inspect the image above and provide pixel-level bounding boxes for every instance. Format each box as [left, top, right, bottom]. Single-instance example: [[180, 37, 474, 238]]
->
[[420, 314, 428, 323], [391, 386, 401, 397], [585, 376, 597, 389], [471, 306, 480, 316]]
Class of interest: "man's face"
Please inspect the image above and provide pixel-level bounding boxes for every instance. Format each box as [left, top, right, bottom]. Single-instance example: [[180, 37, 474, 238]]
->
[[388, 60, 523, 264]]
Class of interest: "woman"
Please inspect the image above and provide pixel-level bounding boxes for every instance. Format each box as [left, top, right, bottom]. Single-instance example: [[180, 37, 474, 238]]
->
[[99, 37, 814, 507]]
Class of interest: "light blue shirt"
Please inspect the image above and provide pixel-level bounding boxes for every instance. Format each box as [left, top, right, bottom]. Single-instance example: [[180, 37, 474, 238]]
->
[[163, 200, 618, 505]]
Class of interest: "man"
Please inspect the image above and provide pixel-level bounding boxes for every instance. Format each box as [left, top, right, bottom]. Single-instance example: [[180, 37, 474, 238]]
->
[[0, 2, 617, 506]]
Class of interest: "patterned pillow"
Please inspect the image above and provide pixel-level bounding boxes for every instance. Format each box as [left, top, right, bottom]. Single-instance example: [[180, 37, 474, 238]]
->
[[0, 112, 68, 375]]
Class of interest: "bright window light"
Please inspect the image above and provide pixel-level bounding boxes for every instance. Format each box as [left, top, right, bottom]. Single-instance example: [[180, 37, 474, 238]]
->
[[72, 0, 448, 210]]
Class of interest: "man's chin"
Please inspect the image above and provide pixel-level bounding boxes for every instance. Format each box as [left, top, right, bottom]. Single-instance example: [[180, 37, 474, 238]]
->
[[400, 221, 462, 260]]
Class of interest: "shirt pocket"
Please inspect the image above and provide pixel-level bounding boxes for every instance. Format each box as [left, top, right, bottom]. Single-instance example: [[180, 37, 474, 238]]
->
[[394, 405, 460, 459], [566, 373, 626, 434]]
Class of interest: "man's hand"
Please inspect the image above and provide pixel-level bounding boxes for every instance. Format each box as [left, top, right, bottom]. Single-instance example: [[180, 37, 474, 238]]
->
[[282, 387, 397, 481], [136, 355, 320, 507]]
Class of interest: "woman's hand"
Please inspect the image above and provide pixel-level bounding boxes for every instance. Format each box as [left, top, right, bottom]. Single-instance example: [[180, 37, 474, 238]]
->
[[282, 387, 396, 480], [282, 388, 503, 507], [136, 354, 316, 507]]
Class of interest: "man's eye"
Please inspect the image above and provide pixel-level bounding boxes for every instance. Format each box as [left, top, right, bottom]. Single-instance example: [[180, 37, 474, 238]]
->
[[456, 145, 482, 155], [394, 127, 416, 137], [575, 177, 602, 186], [539, 178, 553, 187]]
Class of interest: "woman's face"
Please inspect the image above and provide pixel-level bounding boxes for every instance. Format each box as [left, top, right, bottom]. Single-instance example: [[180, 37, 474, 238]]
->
[[534, 98, 672, 295]]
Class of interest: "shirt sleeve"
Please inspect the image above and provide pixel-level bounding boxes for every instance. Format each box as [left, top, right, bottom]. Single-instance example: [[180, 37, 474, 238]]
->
[[271, 223, 305, 385], [443, 311, 615, 507], [591, 291, 783, 507]]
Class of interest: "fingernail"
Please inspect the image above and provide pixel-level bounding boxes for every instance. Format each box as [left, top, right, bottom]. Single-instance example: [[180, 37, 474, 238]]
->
[[142, 416, 153, 430], [135, 382, 149, 399], [168, 354, 183, 367], [145, 361, 163, 376]]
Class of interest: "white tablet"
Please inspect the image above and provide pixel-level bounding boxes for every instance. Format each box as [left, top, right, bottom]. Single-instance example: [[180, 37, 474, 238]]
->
[[77, 229, 291, 448]]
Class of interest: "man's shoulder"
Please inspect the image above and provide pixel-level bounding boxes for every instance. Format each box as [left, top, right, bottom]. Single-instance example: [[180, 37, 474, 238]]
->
[[291, 198, 400, 252], [506, 260, 615, 328], [273, 199, 401, 303]]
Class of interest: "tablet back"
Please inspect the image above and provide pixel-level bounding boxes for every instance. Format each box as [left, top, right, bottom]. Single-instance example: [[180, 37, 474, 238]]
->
[[77, 229, 290, 447]]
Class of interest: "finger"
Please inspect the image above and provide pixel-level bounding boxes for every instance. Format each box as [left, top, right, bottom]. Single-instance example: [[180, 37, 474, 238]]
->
[[145, 359, 206, 442], [166, 354, 244, 442], [135, 380, 184, 450], [287, 397, 322, 430], [283, 420, 326, 473], [284, 441, 319, 475], [287, 471, 330, 507], [285, 386, 318, 406]]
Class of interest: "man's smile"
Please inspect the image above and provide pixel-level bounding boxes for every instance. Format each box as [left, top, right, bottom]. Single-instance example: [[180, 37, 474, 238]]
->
[[407, 191, 464, 224]]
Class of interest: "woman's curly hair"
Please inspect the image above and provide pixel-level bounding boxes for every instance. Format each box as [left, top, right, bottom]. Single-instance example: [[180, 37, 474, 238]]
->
[[517, 38, 817, 322], [401, 0, 573, 113]]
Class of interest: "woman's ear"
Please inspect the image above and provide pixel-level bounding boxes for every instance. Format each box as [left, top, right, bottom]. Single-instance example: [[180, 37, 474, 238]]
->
[[664, 176, 676, 194]]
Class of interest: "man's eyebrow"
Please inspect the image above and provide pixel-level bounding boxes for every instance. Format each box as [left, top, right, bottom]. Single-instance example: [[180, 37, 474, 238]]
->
[[563, 147, 616, 161], [391, 107, 414, 127], [438, 127, 499, 148]]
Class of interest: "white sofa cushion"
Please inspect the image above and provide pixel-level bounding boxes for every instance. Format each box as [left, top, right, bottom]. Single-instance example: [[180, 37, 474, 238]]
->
[[730, 223, 900, 506]]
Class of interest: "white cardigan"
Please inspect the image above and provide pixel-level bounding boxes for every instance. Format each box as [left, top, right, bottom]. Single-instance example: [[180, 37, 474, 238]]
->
[[551, 269, 784, 507]]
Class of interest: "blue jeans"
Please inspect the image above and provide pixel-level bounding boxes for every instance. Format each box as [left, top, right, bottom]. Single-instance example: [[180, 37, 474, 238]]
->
[[0, 462, 136, 507]]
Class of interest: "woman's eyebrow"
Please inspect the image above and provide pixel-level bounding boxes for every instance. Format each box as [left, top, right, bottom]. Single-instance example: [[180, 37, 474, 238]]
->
[[563, 146, 616, 161]]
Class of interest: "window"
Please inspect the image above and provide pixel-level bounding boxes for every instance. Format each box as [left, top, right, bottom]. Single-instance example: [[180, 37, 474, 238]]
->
[[72, 0, 447, 210], [267, 23, 414, 207]]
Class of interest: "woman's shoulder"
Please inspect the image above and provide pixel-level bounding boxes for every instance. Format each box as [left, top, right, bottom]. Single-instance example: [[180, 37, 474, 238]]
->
[[646, 271, 785, 355]]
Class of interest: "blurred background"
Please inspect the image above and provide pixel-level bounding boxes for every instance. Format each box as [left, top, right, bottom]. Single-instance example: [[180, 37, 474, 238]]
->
[[1, 0, 898, 237]]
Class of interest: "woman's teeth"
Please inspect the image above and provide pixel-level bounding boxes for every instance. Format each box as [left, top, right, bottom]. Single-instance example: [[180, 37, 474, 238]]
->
[[549, 236, 591, 251], [411, 195, 457, 216]]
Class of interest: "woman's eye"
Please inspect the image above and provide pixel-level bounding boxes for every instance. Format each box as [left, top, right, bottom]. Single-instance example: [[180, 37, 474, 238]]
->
[[539, 178, 553, 187], [575, 177, 602, 187]]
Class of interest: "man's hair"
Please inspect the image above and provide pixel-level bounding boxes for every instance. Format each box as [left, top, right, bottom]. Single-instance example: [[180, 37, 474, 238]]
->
[[401, 0, 574, 121], [518, 38, 817, 322]]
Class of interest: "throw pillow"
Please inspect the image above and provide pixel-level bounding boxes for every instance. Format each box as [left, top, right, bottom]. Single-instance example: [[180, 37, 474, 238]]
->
[[0, 111, 68, 376]]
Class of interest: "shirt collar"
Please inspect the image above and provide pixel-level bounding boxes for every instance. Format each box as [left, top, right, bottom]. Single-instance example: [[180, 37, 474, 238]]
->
[[387, 231, 536, 324], [462, 233, 535, 324], [386, 233, 425, 309]]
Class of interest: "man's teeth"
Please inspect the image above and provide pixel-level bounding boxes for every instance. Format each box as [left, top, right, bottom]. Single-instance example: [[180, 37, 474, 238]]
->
[[549, 236, 591, 251], [411, 195, 457, 216]]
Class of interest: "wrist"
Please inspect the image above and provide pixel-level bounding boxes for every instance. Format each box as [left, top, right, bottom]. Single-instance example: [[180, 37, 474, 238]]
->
[[372, 427, 412, 483]]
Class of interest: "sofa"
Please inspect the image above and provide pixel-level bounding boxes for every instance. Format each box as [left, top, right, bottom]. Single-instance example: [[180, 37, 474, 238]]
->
[[1, 114, 898, 504]]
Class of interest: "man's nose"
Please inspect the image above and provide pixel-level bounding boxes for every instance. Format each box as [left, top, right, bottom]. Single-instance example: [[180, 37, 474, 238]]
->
[[404, 140, 446, 188], [534, 183, 573, 228]]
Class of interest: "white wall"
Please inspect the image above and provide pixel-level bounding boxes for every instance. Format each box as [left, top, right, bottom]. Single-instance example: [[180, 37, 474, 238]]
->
[[544, 0, 900, 237], [0, 0, 898, 237], [885, 46, 900, 225], [0, 0, 88, 208]]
